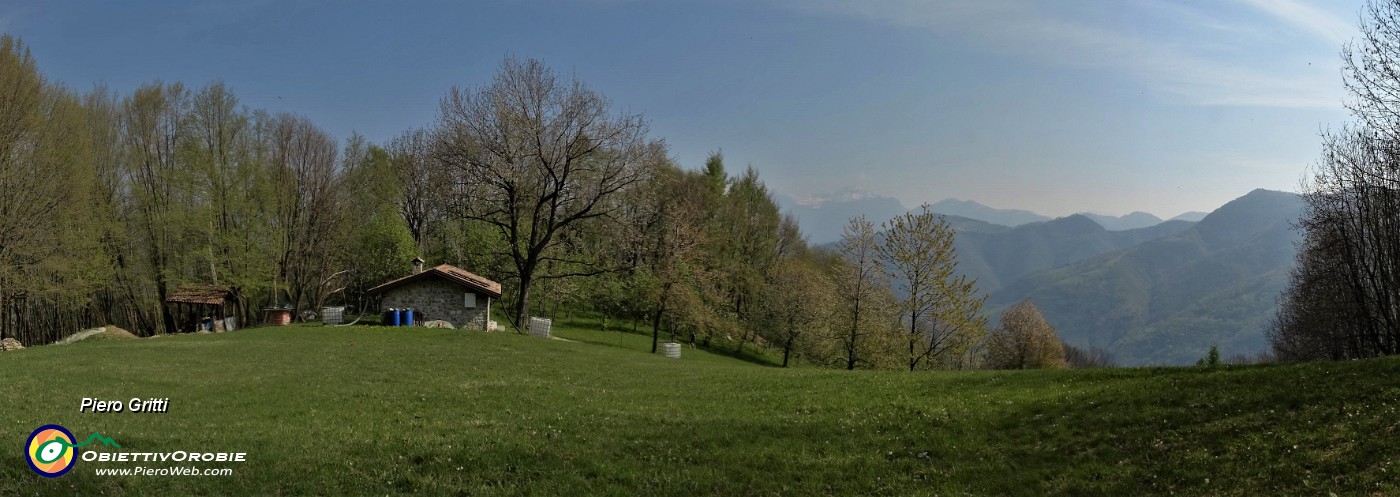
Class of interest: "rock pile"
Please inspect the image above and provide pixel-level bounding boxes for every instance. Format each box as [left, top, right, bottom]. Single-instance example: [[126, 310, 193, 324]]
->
[[0, 338, 24, 351]]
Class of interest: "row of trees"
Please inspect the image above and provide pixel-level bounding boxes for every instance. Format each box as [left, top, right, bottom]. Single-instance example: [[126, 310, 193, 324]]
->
[[0, 34, 418, 343], [0, 34, 1079, 370], [1270, 0, 1400, 361]]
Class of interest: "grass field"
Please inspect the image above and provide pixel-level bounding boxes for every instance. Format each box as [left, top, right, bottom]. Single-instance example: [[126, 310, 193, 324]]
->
[[3, 321, 1399, 496]]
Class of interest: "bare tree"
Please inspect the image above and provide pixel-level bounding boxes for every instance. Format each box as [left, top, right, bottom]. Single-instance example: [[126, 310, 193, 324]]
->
[[1344, 0, 1400, 142], [1270, 195, 1367, 361], [433, 56, 663, 329], [1273, 0, 1400, 360], [266, 114, 342, 316], [387, 128, 443, 250], [1274, 127, 1399, 359]]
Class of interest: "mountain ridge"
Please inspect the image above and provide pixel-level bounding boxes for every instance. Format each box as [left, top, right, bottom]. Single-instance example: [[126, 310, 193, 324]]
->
[[1078, 211, 1165, 231], [781, 191, 1223, 244], [796, 188, 1302, 365], [986, 189, 1304, 365], [928, 198, 1051, 227]]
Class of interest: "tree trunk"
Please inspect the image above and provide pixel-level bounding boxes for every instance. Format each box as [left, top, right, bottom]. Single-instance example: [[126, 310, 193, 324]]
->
[[513, 271, 534, 332], [0, 291, 8, 341], [908, 310, 918, 371], [650, 306, 664, 354], [156, 276, 175, 335], [650, 284, 670, 354], [847, 301, 860, 370]]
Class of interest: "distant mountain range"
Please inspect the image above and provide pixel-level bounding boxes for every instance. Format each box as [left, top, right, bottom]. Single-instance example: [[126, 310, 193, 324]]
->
[[1078, 211, 1163, 231], [952, 215, 1196, 293], [987, 189, 1303, 366], [1169, 211, 1210, 222], [775, 193, 908, 246], [795, 188, 1303, 366], [781, 193, 1208, 244], [927, 199, 1051, 227]]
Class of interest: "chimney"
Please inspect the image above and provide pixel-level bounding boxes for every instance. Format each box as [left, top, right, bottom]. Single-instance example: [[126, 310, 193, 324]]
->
[[412, 257, 425, 275]]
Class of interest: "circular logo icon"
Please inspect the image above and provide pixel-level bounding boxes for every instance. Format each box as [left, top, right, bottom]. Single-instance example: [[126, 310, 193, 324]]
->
[[26, 425, 77, 478]]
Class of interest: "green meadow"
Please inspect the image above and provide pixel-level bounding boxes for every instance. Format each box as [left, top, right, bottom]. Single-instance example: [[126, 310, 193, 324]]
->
[[2, 322, 1399, 496]]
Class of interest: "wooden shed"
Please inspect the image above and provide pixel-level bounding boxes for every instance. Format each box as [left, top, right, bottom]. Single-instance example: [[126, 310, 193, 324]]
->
[[165, 284, 239, 332]]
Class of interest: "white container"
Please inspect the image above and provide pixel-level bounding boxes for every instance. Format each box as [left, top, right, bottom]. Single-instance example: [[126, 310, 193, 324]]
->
[[661, 342, 682, 359], [529, 317, 552, 338], [321, 306, 346, 325]]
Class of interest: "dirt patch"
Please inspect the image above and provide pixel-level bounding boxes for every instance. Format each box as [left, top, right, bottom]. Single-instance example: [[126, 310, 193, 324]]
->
[[102, 326, 137, 339], [60, 326, 140, 344]]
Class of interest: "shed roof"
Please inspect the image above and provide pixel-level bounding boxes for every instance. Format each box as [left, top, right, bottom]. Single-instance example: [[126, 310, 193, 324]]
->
[[366, 264, 503, 299], [165, 284, 234, 305]]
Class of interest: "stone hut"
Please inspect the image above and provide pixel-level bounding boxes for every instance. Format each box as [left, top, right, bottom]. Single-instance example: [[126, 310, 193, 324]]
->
[[366, 261, 502, 331]]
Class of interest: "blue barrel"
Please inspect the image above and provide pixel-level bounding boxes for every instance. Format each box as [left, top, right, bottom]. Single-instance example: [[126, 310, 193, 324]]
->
[[389, 308, 401, 327], [404, 308, 415, 327]]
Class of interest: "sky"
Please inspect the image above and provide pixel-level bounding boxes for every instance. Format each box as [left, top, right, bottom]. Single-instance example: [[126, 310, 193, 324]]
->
[[0, 0, 1365, 218]]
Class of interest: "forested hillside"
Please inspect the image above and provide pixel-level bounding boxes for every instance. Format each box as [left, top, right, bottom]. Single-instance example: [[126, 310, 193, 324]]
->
[[989, 189, 1304, 365], [953, 215, 1195, 293]]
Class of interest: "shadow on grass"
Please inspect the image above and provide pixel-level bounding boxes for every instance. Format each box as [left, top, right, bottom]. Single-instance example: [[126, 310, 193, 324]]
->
[[551, 317, 784, 368], [695, 343, 784, 368]]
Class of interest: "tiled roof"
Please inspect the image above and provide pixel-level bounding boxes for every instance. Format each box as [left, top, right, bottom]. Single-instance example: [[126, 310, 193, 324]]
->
[[165, 285, 234, 305], [366, 264, 503, 298]]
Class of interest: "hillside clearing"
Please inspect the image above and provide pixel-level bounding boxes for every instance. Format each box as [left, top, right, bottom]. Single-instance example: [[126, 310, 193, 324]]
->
[[2, 322, 1397, 495]]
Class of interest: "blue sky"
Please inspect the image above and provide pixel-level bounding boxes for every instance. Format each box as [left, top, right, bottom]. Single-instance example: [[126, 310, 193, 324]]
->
[[0, 0, 1363, 218]]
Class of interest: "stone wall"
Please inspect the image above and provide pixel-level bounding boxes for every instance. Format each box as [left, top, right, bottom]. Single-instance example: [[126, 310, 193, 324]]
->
[[381, 279, 490, 331]]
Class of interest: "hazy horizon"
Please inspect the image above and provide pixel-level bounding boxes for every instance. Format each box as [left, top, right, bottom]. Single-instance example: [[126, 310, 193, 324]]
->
[[1, 0, 1361, 218], [779, 186, 1236, 221]]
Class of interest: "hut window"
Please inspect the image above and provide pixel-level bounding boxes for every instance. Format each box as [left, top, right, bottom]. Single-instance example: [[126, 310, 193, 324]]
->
[[464, 293, 477, 308]]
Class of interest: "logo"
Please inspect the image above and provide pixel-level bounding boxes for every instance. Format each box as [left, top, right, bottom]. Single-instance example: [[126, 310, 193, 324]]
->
[[26, 425, 77, 478], [25, 425, 121, 478]]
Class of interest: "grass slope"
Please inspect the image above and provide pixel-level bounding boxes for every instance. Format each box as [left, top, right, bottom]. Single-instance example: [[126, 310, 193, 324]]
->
[[3, 323, 1399, 495]]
